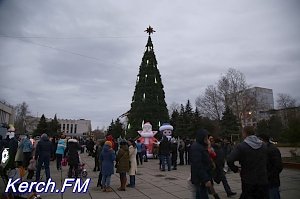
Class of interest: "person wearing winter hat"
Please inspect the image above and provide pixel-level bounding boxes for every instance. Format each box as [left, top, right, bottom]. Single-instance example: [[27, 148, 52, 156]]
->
[[100, 140, 115, 192], [64, 138, 81, 178]]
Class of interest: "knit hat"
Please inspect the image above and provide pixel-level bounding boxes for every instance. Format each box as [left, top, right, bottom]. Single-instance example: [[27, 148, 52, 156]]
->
[[105, 141, 112, 147]]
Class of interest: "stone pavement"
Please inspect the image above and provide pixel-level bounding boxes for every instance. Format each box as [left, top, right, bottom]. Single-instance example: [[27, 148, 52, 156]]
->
[[1, 152, 300, 199]]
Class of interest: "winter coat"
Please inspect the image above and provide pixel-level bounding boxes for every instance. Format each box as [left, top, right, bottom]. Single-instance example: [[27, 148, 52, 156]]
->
[[100, 145, 115, 175], [64, 139, 81, 166], [190, 129, 212, 185], [15, 142, 23, 162], [56, 139, 66, 155], [35, 134, 52, 160], [171, 142, 178, 156], [136, 142, 142, 153], [5, 137, 18, 169], [20, 138, 32, 153], [159, 136, 171, 155], [266, 142, 283, 187], [128, 145, 137, 176], [227, 135, 268, 185], [116, 145, 130, 173], [212, 143, 226, 184]]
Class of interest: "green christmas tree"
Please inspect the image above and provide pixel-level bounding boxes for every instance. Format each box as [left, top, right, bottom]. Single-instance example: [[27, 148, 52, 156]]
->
[[127, 26, 169, 138], [48, 114, 61, 137], [33, 114, 48, 137], [220, 106, 240, 137]]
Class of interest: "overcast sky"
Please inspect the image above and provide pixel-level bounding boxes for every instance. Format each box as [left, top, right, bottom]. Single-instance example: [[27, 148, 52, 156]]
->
[[0, 0, 299, 130]]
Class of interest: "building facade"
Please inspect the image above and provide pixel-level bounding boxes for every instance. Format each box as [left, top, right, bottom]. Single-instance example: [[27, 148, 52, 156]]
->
[[0, 100, 15, 125], [244, 87, 274, 126], [228, 87, 274, 127], [59, 119, 91, 136], [0, 100, 15, 137], [24, 116, 92, 137]]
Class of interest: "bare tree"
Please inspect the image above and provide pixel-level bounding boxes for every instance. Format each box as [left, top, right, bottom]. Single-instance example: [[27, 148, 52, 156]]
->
[[168, 102, 180, 114], [217, 68, 254, 123], [196, 85, 224, 121], [14, 101, 31, 134], [276, 93, 297, 109]]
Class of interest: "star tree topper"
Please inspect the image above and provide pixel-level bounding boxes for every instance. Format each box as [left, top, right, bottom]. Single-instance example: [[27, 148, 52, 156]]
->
[[145, 26, 156, 35]]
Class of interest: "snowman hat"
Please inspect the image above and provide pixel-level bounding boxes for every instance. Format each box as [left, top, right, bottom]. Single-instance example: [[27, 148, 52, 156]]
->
[[159, 123, 173, 132]]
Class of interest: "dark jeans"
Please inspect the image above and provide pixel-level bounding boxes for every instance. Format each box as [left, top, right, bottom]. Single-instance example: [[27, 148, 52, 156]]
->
[[171, 153, 177, 169], [27, 169, 34, 179], [143, 151, 148, 162], [56, 154, 63, 170], [185, 151, 189, 165], [220, 172, 232, 194], [179, 151, 184, 165], [194, 184, 209, 199], [269, 186, 280, 199], [241, 183, 269, 199], [94, 157, 100, 170], [97, 172, 102, 187], [160, 154, 171, 171], [36, 155, 50, 181], [129, 175, 135, 187], [136, 152, 143, 165], [68, 164, 79, 178]]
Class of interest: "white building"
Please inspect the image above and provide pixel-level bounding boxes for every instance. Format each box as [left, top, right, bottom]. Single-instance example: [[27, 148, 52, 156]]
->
[[59, 119, 92, 136], [0, 100, 15, 125], [242, 87, 274, 127], [0, 100, 15, 137]]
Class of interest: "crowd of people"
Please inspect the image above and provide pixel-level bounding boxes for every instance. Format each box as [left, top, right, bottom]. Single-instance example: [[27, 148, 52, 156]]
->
[[0, 125, 283, 199], [190, 126, 283, 199]]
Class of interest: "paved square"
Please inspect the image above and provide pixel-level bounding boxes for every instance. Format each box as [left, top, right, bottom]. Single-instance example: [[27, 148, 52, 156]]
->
[[1, 152, 300, 198]]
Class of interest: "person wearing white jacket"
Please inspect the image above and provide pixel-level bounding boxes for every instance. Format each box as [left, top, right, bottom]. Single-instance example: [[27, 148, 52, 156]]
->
[[127, 139, 137, 188]]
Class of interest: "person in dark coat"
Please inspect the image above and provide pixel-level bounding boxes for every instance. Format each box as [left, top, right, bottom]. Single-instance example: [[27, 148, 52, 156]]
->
[[93, 140, 101, 171], [87, 139, 95, 156], [159, 136, 171, 171], [97, 140, 105, 188], [184, 139, 191, 165], [100, 141, 115, 192], [258, 134, 283, 199], [190, 129, 213, 199], [35, 133, 52, 181], [2, 131, 18, 182], [227, 126, 269, 199], [64, 138, 81, 178], [116, 141, 130, 191], [211, 138, 236, 197], [178, 139, 185, 165], [170, 138, 178, 170]]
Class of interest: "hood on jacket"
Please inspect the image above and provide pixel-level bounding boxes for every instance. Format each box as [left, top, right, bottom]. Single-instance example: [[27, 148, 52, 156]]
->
[[244, 135, 263, 149], [41, 133, 49, 141], [195, 129, 208, 146], [102, 144, 111, 152]]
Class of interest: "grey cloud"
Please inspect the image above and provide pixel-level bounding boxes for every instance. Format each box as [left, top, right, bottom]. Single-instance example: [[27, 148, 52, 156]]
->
[[1, 0, 300, 128]]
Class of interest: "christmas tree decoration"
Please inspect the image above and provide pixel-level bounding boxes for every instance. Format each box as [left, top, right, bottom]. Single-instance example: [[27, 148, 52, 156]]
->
[[127, 26, 169, 138]]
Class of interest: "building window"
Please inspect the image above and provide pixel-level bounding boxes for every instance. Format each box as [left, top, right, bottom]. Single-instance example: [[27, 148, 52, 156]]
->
[[63, 124, 65, 132], [75, 124, 77, 134], [70, 124, 73, 134], [67, 124, 69, 134]]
